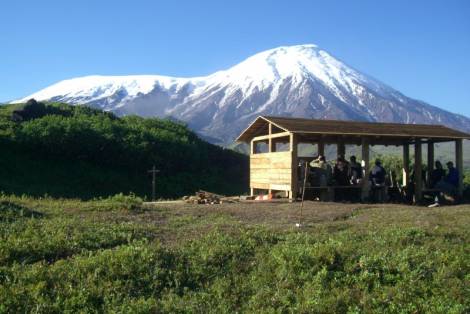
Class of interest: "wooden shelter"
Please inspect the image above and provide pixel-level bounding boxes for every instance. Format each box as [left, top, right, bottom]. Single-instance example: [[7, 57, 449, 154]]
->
[[236, 116, 470, 202]]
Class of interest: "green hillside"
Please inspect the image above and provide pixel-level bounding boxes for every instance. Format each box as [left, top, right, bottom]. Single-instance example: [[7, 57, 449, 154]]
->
[[0, 100, 248, 199]]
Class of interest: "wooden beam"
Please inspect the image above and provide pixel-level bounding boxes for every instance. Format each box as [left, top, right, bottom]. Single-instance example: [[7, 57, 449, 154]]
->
[[414, 139, 423, 203], [361, 138, 370, 200], [289, 132, 298, 202], [250, 139, 255, 155], [403, 144, 410, 187], [318, 139, 325, 156], [427, 142, 434, 187], [252, 131, 291, 142], [456, 139, 464, 197], [338, 141, 346, 158], [268, 123, 274, 153]]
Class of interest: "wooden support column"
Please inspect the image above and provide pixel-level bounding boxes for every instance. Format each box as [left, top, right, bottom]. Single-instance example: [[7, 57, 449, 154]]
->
[[267, 124, 273, 196], [456, 139, 464, 197], [427, 142, 434, 187], [289, 132, 298, 202], [250, 139, 254, 196], [318, 139, 325, 156], [338, 141, 346, 158], [361, 137, 370, 200], [268, 123, 274, 153], [403, 144, 410, 187], [414, 139, 423, 203]]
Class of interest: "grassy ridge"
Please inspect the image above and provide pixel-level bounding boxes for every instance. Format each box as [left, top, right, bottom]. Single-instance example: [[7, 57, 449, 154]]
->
[[0, 100, 248, 199], [0, 196, 468, 313]]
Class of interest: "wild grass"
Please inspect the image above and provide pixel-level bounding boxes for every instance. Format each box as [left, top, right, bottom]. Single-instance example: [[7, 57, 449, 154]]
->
[[0, 195, 468, 313]]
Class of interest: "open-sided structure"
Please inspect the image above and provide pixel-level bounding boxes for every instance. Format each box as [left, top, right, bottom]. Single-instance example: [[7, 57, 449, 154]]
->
[[237, 116, 470, 202]]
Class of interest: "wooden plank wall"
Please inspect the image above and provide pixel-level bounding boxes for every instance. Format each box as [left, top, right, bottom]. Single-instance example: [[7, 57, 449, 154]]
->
[[250, 151, 292, 191]]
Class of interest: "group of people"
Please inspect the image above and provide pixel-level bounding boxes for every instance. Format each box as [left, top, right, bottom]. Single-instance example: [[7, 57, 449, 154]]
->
[[308, 154, 380, 187], [428, 160, 460, 193], [305, 154, 461, 202], [307, 154, 381, 201]]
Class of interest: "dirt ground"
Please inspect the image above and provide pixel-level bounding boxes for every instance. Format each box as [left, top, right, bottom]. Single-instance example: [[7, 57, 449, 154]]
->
[[143, 200, 356, 225], [68, 199, 468, 245]]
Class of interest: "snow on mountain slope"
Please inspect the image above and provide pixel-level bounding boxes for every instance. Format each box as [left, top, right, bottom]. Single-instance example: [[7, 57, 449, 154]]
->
[[15, 44, 470, 145]]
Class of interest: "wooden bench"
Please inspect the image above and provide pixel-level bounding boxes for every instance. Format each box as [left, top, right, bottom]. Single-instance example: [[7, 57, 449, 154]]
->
[[304, 185, 362, 202], [370, 185, 388, 203], [421, 188, 457, 204], [422, 188, 440, 196]]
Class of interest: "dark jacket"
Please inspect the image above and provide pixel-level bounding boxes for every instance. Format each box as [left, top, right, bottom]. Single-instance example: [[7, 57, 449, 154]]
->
[[370, 165, 386, 185], [334, 163, 350, 186], [445, 167, 459, 187], [429, 168, 445, 188], [349, 161, 363, 179]]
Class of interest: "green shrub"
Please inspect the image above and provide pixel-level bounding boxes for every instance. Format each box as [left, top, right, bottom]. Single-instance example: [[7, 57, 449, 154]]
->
[[0, 197, 468, 313], [0, 201, 43, 222], [0, 101, 248, 199], [91, 193, 144, 211]]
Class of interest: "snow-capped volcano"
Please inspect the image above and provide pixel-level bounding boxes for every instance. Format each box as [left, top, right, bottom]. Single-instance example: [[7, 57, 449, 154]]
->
[[15, 44, 470, 144]]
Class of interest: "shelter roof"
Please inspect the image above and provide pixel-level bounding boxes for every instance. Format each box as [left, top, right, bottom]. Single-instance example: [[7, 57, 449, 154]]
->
[[236, 116, 470, 143]]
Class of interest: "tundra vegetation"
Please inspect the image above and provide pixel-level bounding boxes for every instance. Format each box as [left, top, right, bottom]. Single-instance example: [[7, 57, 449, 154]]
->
[[0, 195, 469, 313], [0, 100, 248, 199], [1, 101, 469, 313]]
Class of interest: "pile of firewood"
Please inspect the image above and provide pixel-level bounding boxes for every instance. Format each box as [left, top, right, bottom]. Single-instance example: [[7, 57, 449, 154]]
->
[[182, 190, 238, 205]]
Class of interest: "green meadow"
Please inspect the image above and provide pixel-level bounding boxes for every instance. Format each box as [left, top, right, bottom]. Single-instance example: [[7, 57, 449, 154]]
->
[[1, 195, 468, 313]]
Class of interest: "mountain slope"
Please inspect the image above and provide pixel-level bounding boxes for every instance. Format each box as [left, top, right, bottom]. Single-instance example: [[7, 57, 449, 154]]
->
[[16, 44, 470, 145]]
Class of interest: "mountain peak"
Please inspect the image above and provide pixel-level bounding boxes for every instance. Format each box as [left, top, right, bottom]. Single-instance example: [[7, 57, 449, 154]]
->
[[220, 43, 329, 80], [261, 43, 320, 54], [13, 44, 470, 144], [210, 43, 368, 101]]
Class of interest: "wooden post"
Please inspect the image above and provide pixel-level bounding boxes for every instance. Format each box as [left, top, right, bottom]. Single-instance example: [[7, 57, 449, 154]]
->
[[318, 139, 325, 156], [268, 123, 274, 153], [427, 142, 434, 187], [414, 139, 423, 203], [148, 165, 160, 202], [361, 137, 370, 200], [289, 132, 298, 202], [250, 139, 254, 196], [456, 139, 464, 197], [267, 124, 273, 195], [260, 123, 272, 196], [403, 144, 410, 187], [338, 141, 345, 158]]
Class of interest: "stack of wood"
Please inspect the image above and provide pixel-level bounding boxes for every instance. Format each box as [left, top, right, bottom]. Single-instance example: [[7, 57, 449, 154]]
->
[[182, 190, 239, 205]]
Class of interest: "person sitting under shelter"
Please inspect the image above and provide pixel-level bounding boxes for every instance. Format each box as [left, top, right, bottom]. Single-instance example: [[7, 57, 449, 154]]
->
[[333, 156, 351, 201], [349, 155, 363, 185], [445, 161, 459, 188], [431, 161, 460, 205], [309, 155, 332, 186], [429, 160, 445, 188], [333, 157, 350, 186], [369, 159, 387, 202], [370, 159, 386, 185]]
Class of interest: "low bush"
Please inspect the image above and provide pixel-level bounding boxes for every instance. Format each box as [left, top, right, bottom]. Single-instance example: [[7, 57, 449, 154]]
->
[[89, 193, 144, 211], [0, 101, 248, 199], [0, 197, 468, 313]]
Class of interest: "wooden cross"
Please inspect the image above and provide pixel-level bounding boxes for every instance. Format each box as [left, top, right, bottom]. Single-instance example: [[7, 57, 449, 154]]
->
[[148, 165, 160, 202]]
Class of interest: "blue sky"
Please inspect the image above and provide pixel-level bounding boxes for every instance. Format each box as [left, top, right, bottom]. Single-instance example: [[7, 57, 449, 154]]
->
[[1, 0, 470, 117]]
